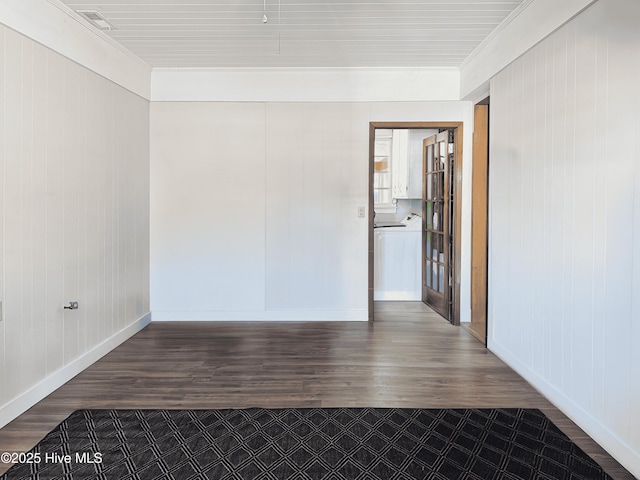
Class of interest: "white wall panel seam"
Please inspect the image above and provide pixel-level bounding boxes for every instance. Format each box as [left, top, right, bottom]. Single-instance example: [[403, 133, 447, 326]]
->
[[29, 37, 37, 385], [593, 31, 607, 422], [61, 59, 65, 368], [43, 50, 47, 378], [264, 103, 268, 311], [589, 31, 599, 409], [568, 25, 577, 400], [632, 21, 640, 452], [81, 74, 86, 356], [541, 42, 548, 379], [18, 35, 24, 392], [519, 56, 525, 362]]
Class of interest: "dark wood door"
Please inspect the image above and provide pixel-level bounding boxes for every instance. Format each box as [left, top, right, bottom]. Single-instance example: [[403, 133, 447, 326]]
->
[[422, 131, 454, 321]]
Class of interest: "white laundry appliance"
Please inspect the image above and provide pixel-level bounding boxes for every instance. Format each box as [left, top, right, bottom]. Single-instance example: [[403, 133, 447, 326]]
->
[[374, 214, 422, 301]]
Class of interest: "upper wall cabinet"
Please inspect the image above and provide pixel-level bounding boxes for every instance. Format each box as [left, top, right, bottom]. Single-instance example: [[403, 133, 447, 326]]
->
[[391, 130, 410, 199], [375, 128, 438, 211], [375, 129, 412, 204], [392, 129, 431, 200]]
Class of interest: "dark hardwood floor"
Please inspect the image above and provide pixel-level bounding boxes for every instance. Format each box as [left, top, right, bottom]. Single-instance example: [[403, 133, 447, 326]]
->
[[0, 302, 634, 478]]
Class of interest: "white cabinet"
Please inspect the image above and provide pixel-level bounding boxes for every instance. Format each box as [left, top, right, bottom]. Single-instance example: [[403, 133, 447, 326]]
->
[[391, 129, 437, 200], [375, 128, 438, 209], [391, 130, 410, 199]]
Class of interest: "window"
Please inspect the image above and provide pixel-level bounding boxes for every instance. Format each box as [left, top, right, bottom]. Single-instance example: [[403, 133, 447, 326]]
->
[[374, 129, 394, 211]]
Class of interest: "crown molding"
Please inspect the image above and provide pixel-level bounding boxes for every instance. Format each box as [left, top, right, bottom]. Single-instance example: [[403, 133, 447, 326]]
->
[[0, 0, 151, 99], [459, 0, 597, 100], [459, 0, 536, 71]]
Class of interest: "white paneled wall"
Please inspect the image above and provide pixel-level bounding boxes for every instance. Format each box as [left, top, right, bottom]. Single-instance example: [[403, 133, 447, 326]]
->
[[488, 0, 640, 475], [265, 103, 370, 312], [150, 102, 266, 317], [150, 101, 473, 322], [0, 24, 150, 426]]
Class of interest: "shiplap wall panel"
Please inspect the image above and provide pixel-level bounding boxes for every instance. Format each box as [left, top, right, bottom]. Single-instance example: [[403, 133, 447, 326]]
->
[[31, 41, 49, 387], [263, 105, 294, 309], [150, 102, 266, 315], [4, 27, 22, 398], [63, 59, 81, 365], [0, 28, 7, 404], [548, 30, 567, 392], [633, 49, 640, 455], [0, 26, 4, 407], [265, 103, 370, 311], [43, 46, 66, 379], [529, 42, 546, 377], [489, 0, 640, 474], [0, 23, 150, 420], [84, 78, 101, 349], [590, 13, 610, 426], [151, 101, 471, 321], [571, 18, 596, 410], [488, 68, 509, 349], [21, 37, 42, 390], [560, 24, 577, 398], [601, 4, 636, 441], [524, 47, 538, 370]]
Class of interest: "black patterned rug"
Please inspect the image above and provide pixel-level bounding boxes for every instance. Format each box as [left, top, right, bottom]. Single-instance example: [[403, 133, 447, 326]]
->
[[1, 408, 612, 479]]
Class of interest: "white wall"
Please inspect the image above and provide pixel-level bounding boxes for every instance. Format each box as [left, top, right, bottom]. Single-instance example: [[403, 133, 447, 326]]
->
[[488, 0, 640, 475], [150, 103, 267, 319], [0, 24, 150, 428], [151, 101, 473, 321]]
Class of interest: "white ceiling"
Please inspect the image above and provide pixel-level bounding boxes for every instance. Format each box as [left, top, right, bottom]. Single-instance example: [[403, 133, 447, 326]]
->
[[59, 0, 526, 69]]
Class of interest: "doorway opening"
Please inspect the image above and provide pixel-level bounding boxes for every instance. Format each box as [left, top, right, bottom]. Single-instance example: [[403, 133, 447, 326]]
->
[[368, 122, 463, 325]]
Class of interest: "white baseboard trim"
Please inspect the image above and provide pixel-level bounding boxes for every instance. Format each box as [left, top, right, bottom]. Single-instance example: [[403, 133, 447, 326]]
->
[[152, 309, 368, 322], [488, 340, 640, 479], [0, 312, 152, 429]]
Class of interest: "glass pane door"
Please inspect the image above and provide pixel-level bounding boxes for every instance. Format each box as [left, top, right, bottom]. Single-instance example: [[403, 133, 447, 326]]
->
[[422, 131, 453, 320]]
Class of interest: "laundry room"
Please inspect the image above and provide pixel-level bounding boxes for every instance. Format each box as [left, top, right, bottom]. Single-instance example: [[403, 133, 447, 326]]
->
[[373, 128, 437, 301]]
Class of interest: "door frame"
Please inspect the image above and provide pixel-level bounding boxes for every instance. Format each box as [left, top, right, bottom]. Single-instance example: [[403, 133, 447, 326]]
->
[[470, 104, 489, 344], [369, 121, 463, 324]]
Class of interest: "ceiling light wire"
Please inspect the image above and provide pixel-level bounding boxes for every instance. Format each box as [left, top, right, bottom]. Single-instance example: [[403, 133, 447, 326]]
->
[[262, 0, 281, 54]]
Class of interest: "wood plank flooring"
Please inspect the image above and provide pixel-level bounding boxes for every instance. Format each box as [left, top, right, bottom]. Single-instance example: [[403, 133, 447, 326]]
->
[[0, 302, 634, 478]]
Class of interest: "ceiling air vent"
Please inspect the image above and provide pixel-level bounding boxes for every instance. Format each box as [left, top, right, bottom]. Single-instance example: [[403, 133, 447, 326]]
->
[[76, 10, 113, 31]]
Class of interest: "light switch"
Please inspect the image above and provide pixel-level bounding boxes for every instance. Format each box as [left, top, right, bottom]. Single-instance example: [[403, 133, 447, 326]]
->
[[358, 206, 366, 218]]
